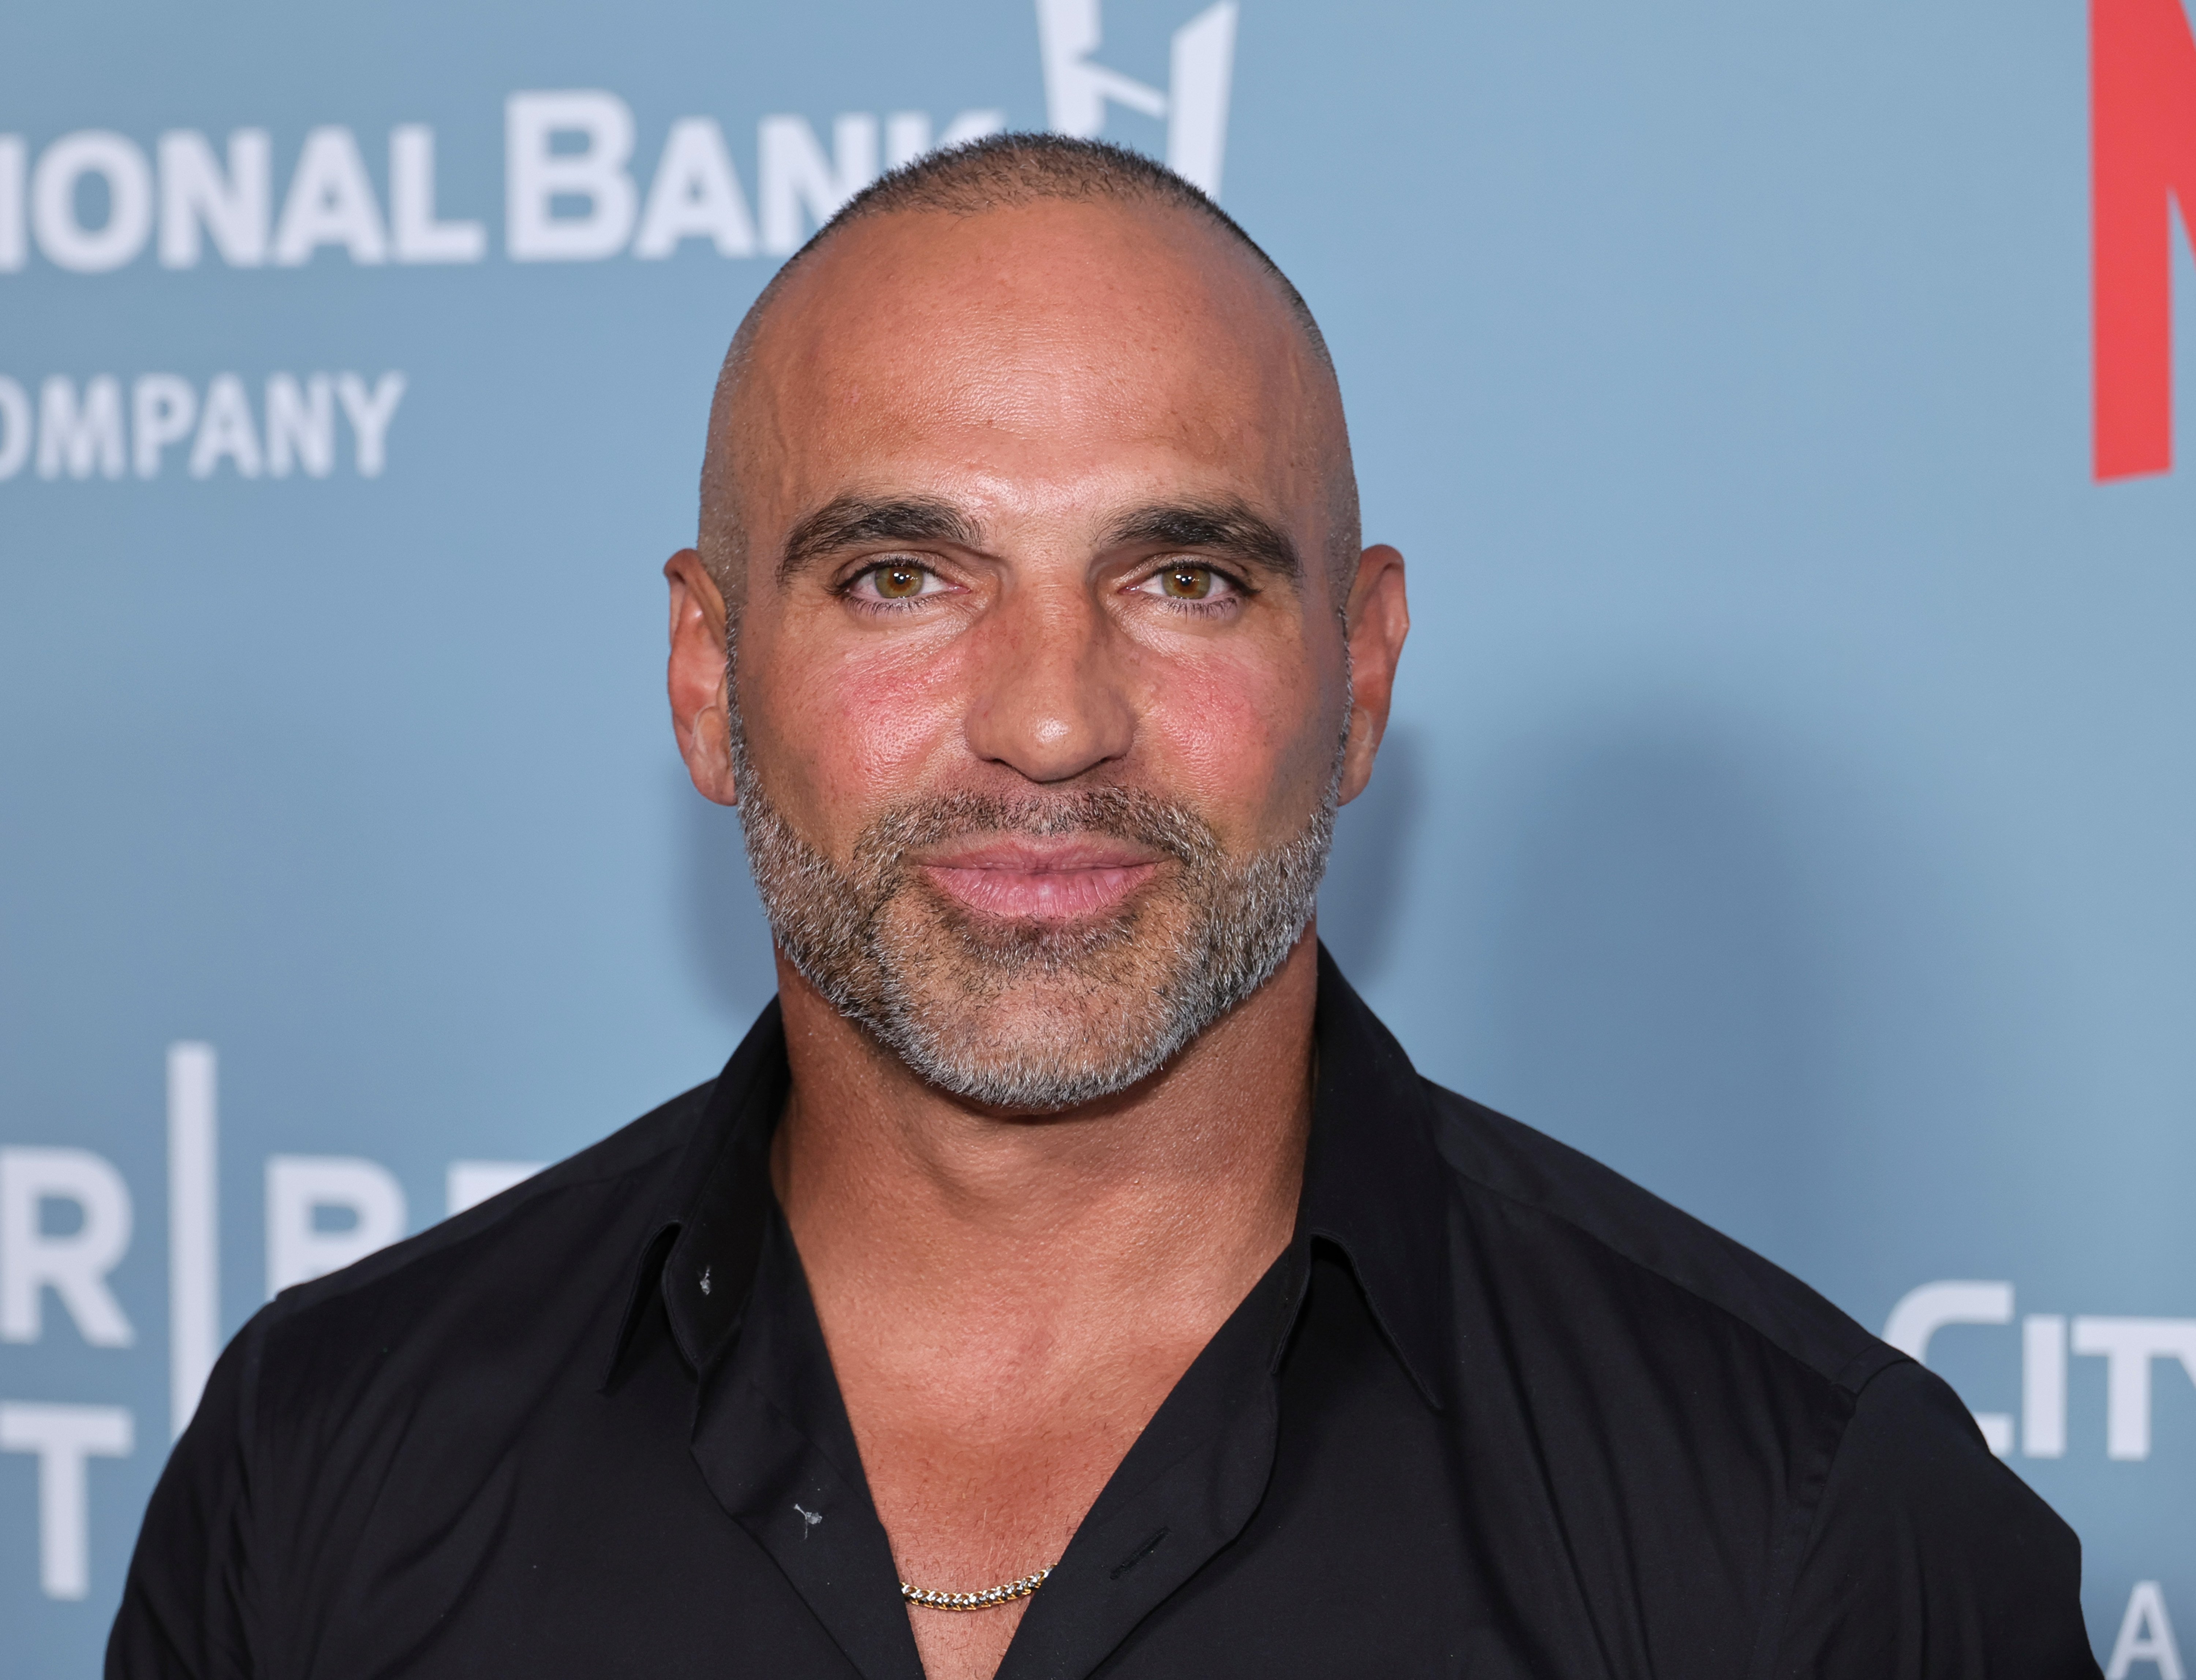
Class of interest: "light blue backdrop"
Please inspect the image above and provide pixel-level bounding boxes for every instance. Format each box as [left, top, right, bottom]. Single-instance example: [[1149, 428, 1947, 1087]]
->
[[4, 0, 2192, 1672]]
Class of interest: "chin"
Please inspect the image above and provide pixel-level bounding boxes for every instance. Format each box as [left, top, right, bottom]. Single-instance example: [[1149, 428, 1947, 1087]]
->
[[882, 998, 1186, 1113], [861, 891, 1204, 1111]]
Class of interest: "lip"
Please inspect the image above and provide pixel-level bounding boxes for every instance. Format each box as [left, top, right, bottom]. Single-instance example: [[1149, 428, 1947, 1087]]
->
[[917, 837, 1162, 922]]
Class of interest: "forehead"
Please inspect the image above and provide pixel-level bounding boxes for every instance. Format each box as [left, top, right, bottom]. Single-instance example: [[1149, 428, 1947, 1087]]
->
[[731, 199, 1333, 523]]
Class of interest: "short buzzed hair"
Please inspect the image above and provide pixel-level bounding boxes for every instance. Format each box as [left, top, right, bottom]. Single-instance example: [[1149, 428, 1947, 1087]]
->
[[701, 133, 1360, 612], [793, 133, 1337, 383]]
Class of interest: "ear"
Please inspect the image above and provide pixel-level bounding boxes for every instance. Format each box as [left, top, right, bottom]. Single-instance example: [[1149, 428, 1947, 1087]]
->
[[1334, 545, 1409, 807], [666, 548, 739, 807]]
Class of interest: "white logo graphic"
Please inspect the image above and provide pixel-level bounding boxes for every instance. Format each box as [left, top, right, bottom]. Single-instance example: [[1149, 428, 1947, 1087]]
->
[[1887, 1280, 2196, 1462], [1037, 0, 1239, 196], [1, 1042, 548, 1600], [2108, 1582, 2184, 1680]]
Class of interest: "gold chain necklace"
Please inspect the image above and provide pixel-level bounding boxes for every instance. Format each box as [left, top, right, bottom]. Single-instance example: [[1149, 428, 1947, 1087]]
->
[[899, 1565, 1053, 1612]]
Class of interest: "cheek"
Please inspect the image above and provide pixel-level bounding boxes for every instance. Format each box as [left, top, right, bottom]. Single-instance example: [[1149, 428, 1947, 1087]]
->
[[1132, 638, 1344, 837], [741, 624, 972, 830]]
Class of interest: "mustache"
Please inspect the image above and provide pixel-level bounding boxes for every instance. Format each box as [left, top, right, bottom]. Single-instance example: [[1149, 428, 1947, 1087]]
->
[[853, 787, 1225, 880]]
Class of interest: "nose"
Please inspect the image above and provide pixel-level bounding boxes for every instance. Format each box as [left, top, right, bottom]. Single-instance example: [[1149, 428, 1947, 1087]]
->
[[961, 585, 1136, 784]]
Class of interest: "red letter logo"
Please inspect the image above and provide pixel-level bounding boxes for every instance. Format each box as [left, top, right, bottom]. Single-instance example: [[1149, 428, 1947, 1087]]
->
[[2094, 0, 2196, 479]]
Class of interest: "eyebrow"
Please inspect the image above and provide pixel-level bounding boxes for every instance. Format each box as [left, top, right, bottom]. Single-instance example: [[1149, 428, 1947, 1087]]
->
[[774, 492, 1304, 588], [777, 495, 984, 585], [1101, 499, 1303, 585]]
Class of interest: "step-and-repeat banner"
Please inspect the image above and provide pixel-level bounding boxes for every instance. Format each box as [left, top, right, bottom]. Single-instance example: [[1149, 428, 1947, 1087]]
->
[[5, 0, 2194, 1671]]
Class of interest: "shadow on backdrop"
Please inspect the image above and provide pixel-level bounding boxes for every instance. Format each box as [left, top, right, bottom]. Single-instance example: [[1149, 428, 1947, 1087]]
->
[[1480, 724, 1833, 1264], [677, 773, 781, 1029], [1320, 722, 1426, 988]]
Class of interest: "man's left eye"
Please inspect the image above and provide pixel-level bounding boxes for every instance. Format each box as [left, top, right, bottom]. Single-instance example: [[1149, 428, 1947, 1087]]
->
[[1136, 563, 1238, 602]]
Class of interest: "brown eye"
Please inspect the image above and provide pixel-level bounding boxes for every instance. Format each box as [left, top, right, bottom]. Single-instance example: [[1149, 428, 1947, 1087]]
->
[[873, 563, 927, 599], [1160, 564, 1214, 600]]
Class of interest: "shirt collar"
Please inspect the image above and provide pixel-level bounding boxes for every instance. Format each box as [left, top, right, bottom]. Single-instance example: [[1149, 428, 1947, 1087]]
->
[[604, 999, 788, 1386], [1293, 944, 1455, 1408], [613, 946, 1456, 1408]]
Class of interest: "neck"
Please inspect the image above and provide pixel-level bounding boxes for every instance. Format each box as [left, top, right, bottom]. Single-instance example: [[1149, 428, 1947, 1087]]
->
[[771, 932, 1320, 1326]]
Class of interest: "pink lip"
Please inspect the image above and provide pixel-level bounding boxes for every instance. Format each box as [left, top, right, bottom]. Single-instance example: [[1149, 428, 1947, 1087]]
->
[[918, 838, 1161, 922]]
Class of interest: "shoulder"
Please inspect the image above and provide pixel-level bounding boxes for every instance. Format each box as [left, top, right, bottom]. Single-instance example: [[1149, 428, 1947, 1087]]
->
[[1415, 1082, 2094, 1672], [278, 1076, 708, 1308], [112, 1079, 723, 1679], [1773, 1357, 2095, 1673], [272, 1075, 707, 1313], [236, 1078, 716, 1443], [1419, 1078, 1896, 1393]]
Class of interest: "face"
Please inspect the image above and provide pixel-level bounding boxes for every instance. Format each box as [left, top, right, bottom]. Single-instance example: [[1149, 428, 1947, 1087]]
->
[[670, 198, 1408, 1110]]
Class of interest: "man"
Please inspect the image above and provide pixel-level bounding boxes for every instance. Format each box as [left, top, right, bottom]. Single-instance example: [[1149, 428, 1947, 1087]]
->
[[111, 136, 2099, 1680]]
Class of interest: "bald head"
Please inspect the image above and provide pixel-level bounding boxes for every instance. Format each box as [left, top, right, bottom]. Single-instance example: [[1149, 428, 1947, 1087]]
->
[[698, 135, 1360, 617]]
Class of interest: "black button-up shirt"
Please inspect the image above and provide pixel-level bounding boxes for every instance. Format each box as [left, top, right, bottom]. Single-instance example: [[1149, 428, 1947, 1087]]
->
[[111, 955, 2100, 1679]]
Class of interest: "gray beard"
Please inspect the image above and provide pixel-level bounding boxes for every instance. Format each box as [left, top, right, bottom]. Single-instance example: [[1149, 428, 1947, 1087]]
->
[[726, 713, 1340, 1111]]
